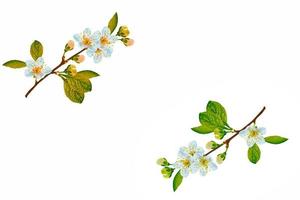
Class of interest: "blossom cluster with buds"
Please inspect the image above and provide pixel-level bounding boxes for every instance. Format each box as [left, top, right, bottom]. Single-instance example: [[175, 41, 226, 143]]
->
[[3, 13, 133, 103], [157, 101, 288, 191]]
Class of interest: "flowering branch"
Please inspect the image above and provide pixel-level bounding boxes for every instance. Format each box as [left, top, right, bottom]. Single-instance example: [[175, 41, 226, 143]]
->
[[157, 101, 288, 192], [3, 12, 134, 103], [204, 106, 266, 157], [25, 48, 87, 98]]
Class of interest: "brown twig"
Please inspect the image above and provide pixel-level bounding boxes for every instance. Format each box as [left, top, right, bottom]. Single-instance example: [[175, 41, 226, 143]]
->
[[204, 106, 266, 156], [25, 48, 87, 98]]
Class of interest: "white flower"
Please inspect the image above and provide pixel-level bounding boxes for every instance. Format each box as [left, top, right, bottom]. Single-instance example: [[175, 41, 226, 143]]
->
[[240, 124, 266, 147], [193, 156, 217, 176], [92, 27, 118, 48], [24, 57, 51, 80], [174, 141, 204, 177], [74, 28, 94, 48]]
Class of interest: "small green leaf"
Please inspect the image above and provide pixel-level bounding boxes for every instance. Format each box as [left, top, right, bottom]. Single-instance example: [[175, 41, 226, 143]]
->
[[76, 70, 99, 79], [3, 60, 26, 68], [108, 12, 118, 33], [199, 112, 224, 129], [173, 171, 183, 192], [265, 136, 288, 144], [206, 101, 227, 123], [248, 144, 261, 164], [191, 125, 213, 134], [30, 40, 43, 60], [63, 78, 85, 103]]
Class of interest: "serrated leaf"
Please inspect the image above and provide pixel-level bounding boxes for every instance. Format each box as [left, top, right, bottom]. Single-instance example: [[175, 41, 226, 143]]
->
[[191, 125, 213, 134], [30, 40, 43, 60], [108, 12, 118, 33], [3, 60, 26, 68], [206, 101, 227, 123], [248, 144, 261, 164], [265, 136, 288, 144], [173, 171, 183, 192], [76, 70, 99, 79], [199, 112, 224, 129]]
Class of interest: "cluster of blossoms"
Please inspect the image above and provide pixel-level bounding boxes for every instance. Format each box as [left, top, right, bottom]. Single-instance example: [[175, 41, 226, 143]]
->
[[157, 102, 287, 192], [24, 26, 133, 81], [174, 141, 217, 177], [157, 141, 218, 179], [74, 26, 133, 63], [157, 125, 268, 181]]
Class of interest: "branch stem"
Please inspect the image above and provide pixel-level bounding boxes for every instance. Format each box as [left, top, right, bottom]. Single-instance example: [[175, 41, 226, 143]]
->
[[24, 48, 87, 98]]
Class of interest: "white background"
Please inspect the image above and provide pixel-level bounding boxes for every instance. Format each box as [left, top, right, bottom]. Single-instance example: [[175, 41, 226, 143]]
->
[[0, 0, 299, 199]]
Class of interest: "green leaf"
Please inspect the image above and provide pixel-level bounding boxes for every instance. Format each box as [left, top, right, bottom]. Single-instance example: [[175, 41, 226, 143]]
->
[[248, 144, 261, 164], [30, 40, 43, 60], [108, 12, 118, 33], [199, 112, 224, 129], [173, 171, 183, 192], [63, 78, 85, 103], [206, 101, 227, 123], [191, 125, 213, 134], [265, 136, 288, 144], [3, 60, 26, 68], [76, 70, 99, 79]]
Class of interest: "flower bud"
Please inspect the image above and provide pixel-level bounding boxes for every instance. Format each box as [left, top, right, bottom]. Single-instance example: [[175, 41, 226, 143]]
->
[[216, 152, 226, 164], [64, 40, 74, 52], [117, 26, 130, 37], [72, 54, 85, 64], [214, 128, 226, 140], [205, 141, 219, 150], [156, 157, 169, 166], [161, 167, 174, 178], [121, 38, 134, 47], [65, 64, 77, 76]]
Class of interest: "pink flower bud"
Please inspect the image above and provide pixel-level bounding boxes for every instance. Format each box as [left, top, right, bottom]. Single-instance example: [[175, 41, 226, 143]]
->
[[67, 40, 74, 49], [77, 55, 85, 63]]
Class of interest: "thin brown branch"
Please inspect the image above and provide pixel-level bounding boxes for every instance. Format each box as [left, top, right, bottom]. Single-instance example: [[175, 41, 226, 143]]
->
[[204, 106, 266, 156], [25, 48, 87, 98]]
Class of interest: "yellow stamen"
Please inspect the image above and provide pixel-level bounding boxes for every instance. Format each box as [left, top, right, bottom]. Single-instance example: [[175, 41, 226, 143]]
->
[[82, 36, 92, 46], [95, 48, 102, 55], [32, 66, 42, 75], [189, 150, 196, 156], [249, 130, 259, 138], [181, 159, 190, 168], [199, 157, 209, 169], [100, 36, 110, 46]]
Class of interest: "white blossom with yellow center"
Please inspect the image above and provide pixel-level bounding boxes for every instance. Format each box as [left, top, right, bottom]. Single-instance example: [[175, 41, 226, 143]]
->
[[193, 156, 217, 176], [240, 124, 266, 147], [25, 57, 51, 80]]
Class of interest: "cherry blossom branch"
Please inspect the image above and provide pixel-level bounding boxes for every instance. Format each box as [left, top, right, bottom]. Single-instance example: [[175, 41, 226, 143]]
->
[[25, 48, 87, 98], [204, 106, 266, 156]]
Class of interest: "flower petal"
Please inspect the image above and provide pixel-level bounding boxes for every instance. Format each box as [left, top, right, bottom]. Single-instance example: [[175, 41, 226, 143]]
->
[[209, 161, 218, 171], [93, 54, 102, 63], [239, 129, 248, 137], [180, 168, 189, 177], [102, 26, 111, 36], [256, 136, 265, 145], [73, 34, 81, 42], [199, 168, 207, 176], [258, 127, 266, 135], [247, 138, 256, 147], [24, 68, 33, 77], [83, 28, 92, 36], [36, 57, 44, 66], [26, 60, 35, 68]]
